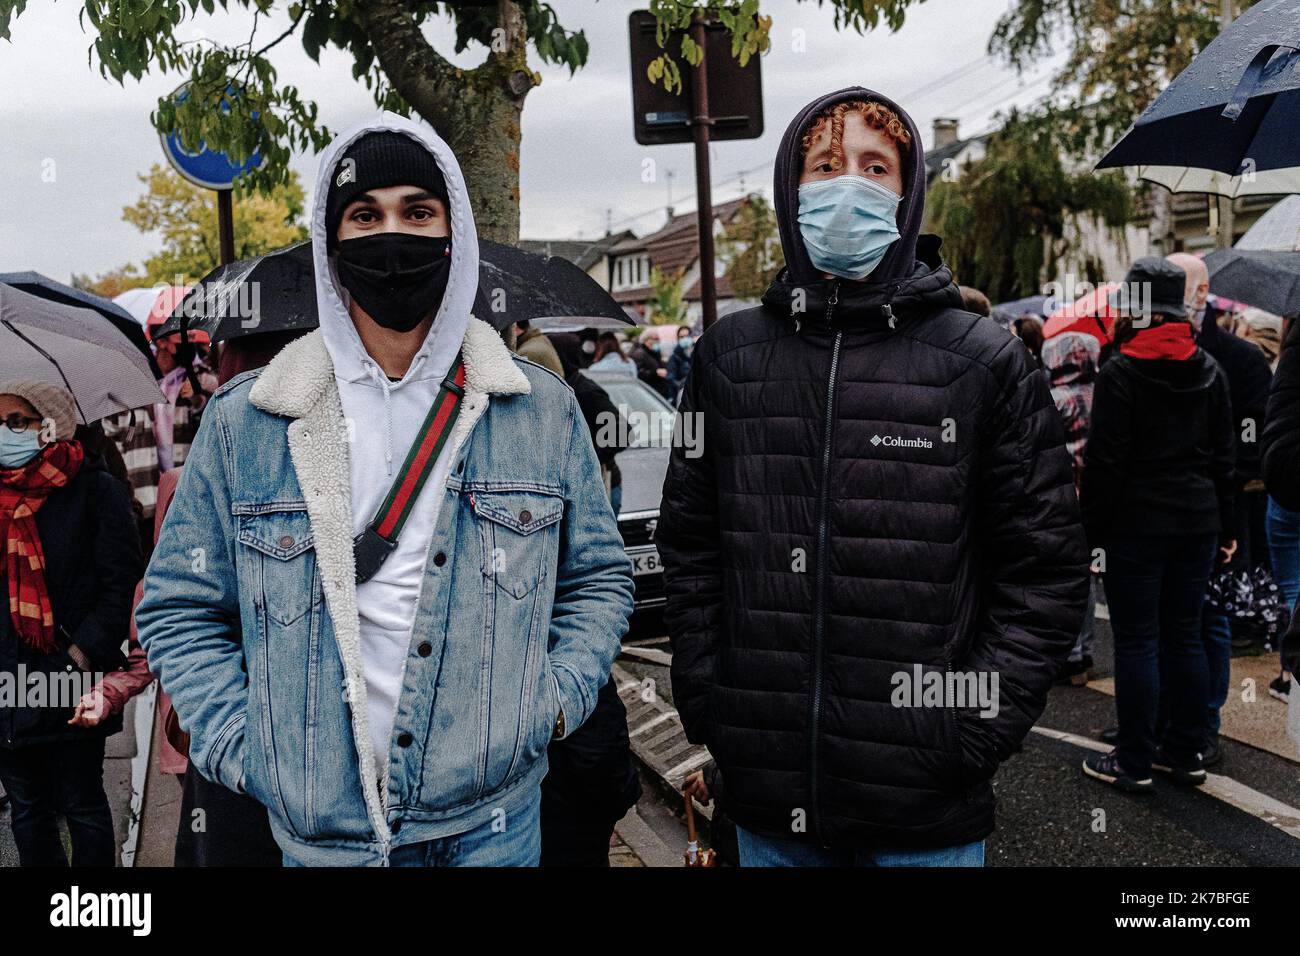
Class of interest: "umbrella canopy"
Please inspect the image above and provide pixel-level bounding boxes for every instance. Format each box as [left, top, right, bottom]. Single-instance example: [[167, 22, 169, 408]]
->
[[1097, 0, 1300, 196], [1237, 195, 1300, 251], [113, 286, 167, 326], [153, 241, 317, 342], [0, 271, 160, 377], [0, 284, 165, 423], [1043, 282, 1122, 343], [155, 238, 631, 341], [1204, 248, 1300, 317], [991, 294, 1056, 319], [472, 240, 630, 329], [146, 285, 210, 344]]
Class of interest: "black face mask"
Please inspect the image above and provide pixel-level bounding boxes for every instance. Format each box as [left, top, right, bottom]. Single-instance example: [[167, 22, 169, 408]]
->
[[335, 233, 452, 332]]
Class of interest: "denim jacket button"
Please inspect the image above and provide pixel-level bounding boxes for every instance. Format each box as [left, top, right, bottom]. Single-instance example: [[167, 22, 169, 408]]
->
[[417, 642, 432, 657], [519, 509, 533, 525], [278, 534, 294, 549], [397, 732, 414, 748], [433, 551, 446, 567]]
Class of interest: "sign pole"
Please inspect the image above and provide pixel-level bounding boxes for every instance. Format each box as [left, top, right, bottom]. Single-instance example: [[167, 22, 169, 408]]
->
[[217, 189, 236, 266], [689, 11, 718, 331]]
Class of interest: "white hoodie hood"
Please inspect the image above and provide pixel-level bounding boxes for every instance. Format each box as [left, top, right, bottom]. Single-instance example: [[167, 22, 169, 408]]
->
[[310, 111, 479, 780], [312, 110, 479, 467]]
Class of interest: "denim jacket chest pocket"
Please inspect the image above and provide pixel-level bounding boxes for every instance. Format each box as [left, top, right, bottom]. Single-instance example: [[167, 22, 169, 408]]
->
[[235, 505, 321, 626], [469, 489, 564, 598]]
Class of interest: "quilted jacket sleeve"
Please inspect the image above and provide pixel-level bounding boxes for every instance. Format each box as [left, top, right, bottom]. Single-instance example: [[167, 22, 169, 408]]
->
[[1264, 320, 1300, 510], [956, 337, 1089, 783], [656, 337, 723, 747]]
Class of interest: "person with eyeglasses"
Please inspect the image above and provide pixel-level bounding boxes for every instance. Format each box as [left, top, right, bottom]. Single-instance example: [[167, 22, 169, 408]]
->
[[0, 381, 142, 866]]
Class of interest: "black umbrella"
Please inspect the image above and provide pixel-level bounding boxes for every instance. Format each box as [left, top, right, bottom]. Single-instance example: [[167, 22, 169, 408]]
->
[[1204, 248, 1300, 317], [154, 238, 630, 342], [1096, 0, 1300, 196], [0, 270, 161, 377], [472, 240, 631, 329], [153, 240, 316, 342]]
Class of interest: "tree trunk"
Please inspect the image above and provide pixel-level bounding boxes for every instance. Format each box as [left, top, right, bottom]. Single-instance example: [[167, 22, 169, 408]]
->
[[358, 0, 533, 244]]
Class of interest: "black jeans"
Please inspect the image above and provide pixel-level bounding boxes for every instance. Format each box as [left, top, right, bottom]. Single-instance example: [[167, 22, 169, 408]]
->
[[174, 770, 282, 867], [0, 736, 115, 866], [1104, 534, 1217, 777]]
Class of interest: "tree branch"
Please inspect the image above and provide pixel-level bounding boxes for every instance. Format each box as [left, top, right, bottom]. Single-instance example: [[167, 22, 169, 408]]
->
[[355, 0, 463, 130]]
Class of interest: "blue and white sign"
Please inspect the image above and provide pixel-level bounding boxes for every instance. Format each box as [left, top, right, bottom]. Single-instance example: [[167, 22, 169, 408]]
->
[[158, 82, 263, 191]]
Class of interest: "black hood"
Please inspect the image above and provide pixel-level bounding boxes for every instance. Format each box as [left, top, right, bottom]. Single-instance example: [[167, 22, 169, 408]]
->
[[773, 87, 928, 287]]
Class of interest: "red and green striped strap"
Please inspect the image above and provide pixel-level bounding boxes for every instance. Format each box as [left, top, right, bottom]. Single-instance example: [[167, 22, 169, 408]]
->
[[369, 355, 466, 543]]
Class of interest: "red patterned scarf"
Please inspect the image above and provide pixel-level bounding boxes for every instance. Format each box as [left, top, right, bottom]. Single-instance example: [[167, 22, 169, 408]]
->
[[1119, 321, 1196, 361], [0, 440, 84, 652]]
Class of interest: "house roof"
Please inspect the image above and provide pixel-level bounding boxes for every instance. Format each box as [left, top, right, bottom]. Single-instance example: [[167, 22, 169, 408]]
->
[[608, 196, 753, 294], [924, 134, 990, 186], [517, 230, 635, 271]]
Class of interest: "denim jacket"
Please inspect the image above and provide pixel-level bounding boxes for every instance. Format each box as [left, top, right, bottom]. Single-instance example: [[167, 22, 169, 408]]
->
[[136, 319, 635, 865]]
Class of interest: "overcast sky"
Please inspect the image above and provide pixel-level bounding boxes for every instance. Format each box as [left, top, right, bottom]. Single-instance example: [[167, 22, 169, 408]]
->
[[0, 0, 1066, 283]]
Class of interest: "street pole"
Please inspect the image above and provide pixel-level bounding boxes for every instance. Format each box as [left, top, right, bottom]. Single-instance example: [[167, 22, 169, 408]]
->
[[217, 189, 236, 266], [1218, 0, 1236, 249], [689, 11, 718, 331]]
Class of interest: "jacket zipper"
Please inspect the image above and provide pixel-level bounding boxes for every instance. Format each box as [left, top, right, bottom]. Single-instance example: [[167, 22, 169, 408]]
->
[[808, 281, 841, 845]]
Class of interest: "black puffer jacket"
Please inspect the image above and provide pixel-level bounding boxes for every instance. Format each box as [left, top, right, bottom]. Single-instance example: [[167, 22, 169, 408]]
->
[[1, 454, 141, 748], [656, 87, 1088, 850]]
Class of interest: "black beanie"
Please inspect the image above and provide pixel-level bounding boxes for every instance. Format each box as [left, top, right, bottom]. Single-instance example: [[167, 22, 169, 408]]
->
[[325, 130, 450, 246]]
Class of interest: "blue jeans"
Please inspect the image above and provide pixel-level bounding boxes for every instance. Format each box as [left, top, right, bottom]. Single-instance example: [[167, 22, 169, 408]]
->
[[1202, 610, 1233, 736], [1105, 534, 1216, 777], [1268, 497, 1300, 672], [1070, 576, 1100, 664], [283, 791, 542, 867], [736, 826, 984, 867]]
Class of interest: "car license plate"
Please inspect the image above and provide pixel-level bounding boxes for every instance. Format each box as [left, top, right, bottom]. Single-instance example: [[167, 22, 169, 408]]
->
[[628, 546, 661, 577]]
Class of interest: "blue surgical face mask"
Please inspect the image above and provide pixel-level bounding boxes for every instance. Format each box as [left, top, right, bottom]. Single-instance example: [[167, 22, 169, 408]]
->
[[0, 429, 42, 468], [797, 175, 902, 281]]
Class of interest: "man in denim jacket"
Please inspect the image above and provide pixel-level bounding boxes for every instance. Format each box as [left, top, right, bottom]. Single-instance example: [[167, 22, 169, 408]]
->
[[137, 113, 634, 867]]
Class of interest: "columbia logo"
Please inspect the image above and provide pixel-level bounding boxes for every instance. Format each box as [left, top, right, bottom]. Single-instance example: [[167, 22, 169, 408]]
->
[[872, 434, 934, 449]]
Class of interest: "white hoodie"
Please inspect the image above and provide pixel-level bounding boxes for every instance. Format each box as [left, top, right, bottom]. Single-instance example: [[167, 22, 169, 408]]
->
[[309, 112, 480, 775]]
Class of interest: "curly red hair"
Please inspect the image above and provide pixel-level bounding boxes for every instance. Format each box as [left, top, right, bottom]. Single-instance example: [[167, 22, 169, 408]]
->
[[800, 99, 912, 169]]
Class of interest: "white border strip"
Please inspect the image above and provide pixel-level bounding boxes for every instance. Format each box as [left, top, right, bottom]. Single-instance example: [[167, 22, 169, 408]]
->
[[119, 682, 157, 868], [1032, 724, 1300, 842]]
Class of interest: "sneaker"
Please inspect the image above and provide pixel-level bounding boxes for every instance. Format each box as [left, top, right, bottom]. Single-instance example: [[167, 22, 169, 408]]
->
[[1202, 736, 1223, 769], [1082, 751, 1154, 793], [1055, 655, 1093, 686], [1269, 674, 1291, 702], [1152, 748, 1207, 786], [1099, 726, 1119, 745]]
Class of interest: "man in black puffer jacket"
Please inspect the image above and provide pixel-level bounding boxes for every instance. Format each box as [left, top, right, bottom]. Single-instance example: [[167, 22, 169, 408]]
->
[[656, 88, 1088, 865]]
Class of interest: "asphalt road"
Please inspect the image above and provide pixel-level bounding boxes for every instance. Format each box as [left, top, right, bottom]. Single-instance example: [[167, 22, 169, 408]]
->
[[622, 610, 1300, 867]]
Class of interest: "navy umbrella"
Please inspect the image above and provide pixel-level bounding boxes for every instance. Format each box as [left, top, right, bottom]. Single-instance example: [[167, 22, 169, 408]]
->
[[154, 238, 631, 342], [1097, 0, 1300, 196], [1204, 248, 1300, 317], [0, 270, 161, 377]]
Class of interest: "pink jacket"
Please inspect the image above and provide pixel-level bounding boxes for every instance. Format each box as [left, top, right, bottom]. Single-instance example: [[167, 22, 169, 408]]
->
[[92, 467, 188, 775]]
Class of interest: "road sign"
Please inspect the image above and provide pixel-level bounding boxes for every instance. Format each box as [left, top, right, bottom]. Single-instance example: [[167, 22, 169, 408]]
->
[[628, 10, 763, 147], [158, 82, 263, 191], [628, 10, 764, 330]]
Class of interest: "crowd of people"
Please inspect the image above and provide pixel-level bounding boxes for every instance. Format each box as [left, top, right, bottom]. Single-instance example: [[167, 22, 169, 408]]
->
[[1, 82, 1296, 870]]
